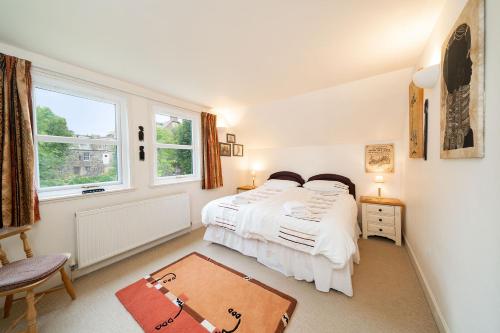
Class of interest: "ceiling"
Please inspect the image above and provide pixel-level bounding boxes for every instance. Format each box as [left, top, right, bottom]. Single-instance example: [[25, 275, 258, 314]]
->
[[0, 0, 444, 109]]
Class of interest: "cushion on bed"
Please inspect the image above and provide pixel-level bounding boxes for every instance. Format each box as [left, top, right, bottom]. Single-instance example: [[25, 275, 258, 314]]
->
[[303, 180, 349, 193], [0, 254, 68, 292], [262, 179, 300, 190]]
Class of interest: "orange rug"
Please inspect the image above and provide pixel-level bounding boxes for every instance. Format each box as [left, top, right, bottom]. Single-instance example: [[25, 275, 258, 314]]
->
[[116, 252, 296, 333]]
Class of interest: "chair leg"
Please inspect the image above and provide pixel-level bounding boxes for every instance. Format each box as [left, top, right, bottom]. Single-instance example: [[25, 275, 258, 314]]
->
[[25, 289, 37, 333], [4, 294, 13, 318], [60, 267, 76, 300]]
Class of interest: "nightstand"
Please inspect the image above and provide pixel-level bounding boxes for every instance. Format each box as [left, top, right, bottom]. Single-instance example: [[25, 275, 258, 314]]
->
[[360, 196, 404, 246], [236, 185, 256, 193]]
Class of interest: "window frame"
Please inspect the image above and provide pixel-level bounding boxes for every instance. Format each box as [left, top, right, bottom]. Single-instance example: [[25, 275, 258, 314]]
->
[[32, 72, 130, 199], [151, 103, 201, 186]]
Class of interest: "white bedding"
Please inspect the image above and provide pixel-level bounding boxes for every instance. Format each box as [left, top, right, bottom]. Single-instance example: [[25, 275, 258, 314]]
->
[[202, 186, 360, 269], [204, 225, 356, 296]]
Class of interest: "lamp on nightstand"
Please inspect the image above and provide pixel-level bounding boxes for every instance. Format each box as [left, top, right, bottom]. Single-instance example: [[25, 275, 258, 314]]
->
[[374, 175, 384, 197], [250, 169, 256, 187]]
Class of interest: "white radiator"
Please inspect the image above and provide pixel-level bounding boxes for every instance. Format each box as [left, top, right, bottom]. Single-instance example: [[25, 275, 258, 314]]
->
[[75, 193, 190, 269]]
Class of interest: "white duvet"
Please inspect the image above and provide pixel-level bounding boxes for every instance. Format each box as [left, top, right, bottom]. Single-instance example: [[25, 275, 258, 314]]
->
[[202, 186, 359, 268]]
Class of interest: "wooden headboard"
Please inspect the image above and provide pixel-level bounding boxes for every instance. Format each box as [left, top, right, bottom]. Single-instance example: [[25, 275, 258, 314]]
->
[[268, 171, 305, 186], [307, 174, 356, 198]]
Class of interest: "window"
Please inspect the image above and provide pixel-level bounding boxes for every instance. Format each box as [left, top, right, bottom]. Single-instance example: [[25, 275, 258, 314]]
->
[[152, 105, 200, 184], [33, 75, 129, 198]]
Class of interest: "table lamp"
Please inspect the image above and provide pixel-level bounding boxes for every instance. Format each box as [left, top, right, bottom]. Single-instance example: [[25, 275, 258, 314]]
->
[[374, 175, 384, 197], [251, 169, 256, 187]]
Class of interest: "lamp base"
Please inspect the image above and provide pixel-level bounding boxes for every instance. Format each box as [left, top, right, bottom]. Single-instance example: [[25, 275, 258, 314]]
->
[[378, 187, 382, 198]]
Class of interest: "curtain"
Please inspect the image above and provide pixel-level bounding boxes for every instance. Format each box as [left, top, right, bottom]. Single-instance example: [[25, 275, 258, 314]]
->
[[0, 53, 40, 228], [201, 112, 223, 189]]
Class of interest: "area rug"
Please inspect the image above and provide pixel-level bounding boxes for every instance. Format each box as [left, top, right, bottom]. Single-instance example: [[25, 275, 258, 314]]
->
[[116, 252, 296, 333]]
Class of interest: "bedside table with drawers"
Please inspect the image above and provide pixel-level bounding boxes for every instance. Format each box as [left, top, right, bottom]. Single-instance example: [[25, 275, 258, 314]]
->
[[360, 196, 404, 246]]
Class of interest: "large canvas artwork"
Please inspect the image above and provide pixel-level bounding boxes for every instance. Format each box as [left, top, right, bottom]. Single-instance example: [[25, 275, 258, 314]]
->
[[409, 82, 424, 158], [365, 144, 394, 173], [440, 0, 484, 159]]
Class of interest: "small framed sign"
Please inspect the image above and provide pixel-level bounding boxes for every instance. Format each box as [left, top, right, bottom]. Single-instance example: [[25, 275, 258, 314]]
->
[[220, 142, 231, 156], [233, 144, 244, 157], [365, 144, 394, 173], [226, 133, 236, 143]]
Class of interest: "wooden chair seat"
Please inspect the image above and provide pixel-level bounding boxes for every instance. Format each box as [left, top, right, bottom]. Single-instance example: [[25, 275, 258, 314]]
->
[[0, 254, 68, 292], [0, 226, 76, 333]]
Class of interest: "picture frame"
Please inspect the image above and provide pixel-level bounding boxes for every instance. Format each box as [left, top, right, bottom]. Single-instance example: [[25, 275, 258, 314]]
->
[[233, 144, 244, 157], [440, 0, 484, 159], [219, 142, 231, 157], [409, 82, 424, 159], [365, 144, 394, 173], [226, 133, 236, 143]]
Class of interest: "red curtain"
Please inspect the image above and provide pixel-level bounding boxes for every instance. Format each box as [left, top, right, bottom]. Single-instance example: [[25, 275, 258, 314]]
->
[[0, 53, 40, 228], [201, 112, 223, 189]]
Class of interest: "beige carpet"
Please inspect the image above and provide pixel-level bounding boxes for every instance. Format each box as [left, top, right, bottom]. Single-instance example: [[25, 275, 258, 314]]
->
[[0, 228, 438, 333]]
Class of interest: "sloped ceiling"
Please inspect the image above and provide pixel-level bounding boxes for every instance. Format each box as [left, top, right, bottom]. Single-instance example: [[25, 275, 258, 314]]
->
[[0, 0, 444, 109]]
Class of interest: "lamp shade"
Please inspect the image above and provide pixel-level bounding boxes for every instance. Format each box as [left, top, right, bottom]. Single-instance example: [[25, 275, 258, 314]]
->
[[412, 64, 440, 89], [374, 175, 384, 183]]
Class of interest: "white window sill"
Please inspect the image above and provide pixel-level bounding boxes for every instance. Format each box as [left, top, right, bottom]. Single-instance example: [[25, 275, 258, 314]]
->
[[39, 186, 136, 204], [150, 176, 201, 188]]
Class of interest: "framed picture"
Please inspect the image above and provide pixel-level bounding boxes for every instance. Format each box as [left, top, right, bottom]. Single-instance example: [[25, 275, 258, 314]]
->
[[219, 142, 231, 157], [233, 144, 244, 157], [409, 82, 424, 159], [440, 0, 484, 159], [365, 144, 394, 173], [226, 133, 236, 143]]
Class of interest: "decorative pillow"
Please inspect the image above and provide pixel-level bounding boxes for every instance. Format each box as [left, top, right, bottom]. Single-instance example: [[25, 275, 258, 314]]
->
[[303, 180, 349, 193], [262, 179, 301, 190]]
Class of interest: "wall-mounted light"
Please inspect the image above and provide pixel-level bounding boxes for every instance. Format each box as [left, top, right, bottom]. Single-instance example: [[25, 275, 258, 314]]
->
[[412, 64, 440, 89]]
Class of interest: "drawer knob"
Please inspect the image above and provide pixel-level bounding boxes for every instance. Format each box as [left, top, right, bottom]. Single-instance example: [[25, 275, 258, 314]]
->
[[379, 218, 382, 222], [378, 208, 382, 212], [379, 228, 383, 232]]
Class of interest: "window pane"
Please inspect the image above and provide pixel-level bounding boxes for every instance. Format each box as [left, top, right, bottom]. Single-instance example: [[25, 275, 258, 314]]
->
[[35, 87, 116, 139], [155, 114, 192, 145], [38, 142, 118, 188], [157, 148, 193, 177]]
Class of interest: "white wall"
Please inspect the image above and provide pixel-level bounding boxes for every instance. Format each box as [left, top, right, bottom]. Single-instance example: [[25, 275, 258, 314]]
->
[[236, 68, 412, 202], [402, 1, 500, 332], [0, 43, 246, 281]]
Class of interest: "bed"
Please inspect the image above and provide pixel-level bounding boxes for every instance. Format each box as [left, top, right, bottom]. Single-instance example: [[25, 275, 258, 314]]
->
[[201, 171, 360, 296]]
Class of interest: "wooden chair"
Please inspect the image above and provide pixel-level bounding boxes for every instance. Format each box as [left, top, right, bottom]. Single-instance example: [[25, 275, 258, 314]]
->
[[0, 225, 76, 333]]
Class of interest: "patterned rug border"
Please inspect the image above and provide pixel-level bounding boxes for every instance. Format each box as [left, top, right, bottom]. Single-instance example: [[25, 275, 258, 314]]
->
[[148, 251, 297, 332]]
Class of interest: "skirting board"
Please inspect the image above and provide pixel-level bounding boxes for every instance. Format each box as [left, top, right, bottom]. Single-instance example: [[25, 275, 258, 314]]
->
[[404, 234, 450, 333]]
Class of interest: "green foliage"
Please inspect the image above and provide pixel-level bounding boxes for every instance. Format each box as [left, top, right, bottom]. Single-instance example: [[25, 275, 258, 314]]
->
[[36, 106, 74, 137], [156, 119, 192, 145], [156, 120, 193, 177]]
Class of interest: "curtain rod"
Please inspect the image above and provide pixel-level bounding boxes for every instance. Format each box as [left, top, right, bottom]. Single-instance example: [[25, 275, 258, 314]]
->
[[31, 65, 208, 113]]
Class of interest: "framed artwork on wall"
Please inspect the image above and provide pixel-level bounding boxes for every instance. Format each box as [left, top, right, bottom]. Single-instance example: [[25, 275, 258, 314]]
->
[[440, 0, 485, 159], [409, 82, 424, 158], [233, 144, 244, 157], [365, 144, 394, 173], [219, 142, 231, 156], [226, 133, 236, 143]]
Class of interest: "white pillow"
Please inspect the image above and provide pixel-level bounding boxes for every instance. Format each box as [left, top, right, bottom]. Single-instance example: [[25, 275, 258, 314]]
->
[[262, 179, 300, 190], [303, 180, 349, 193]]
